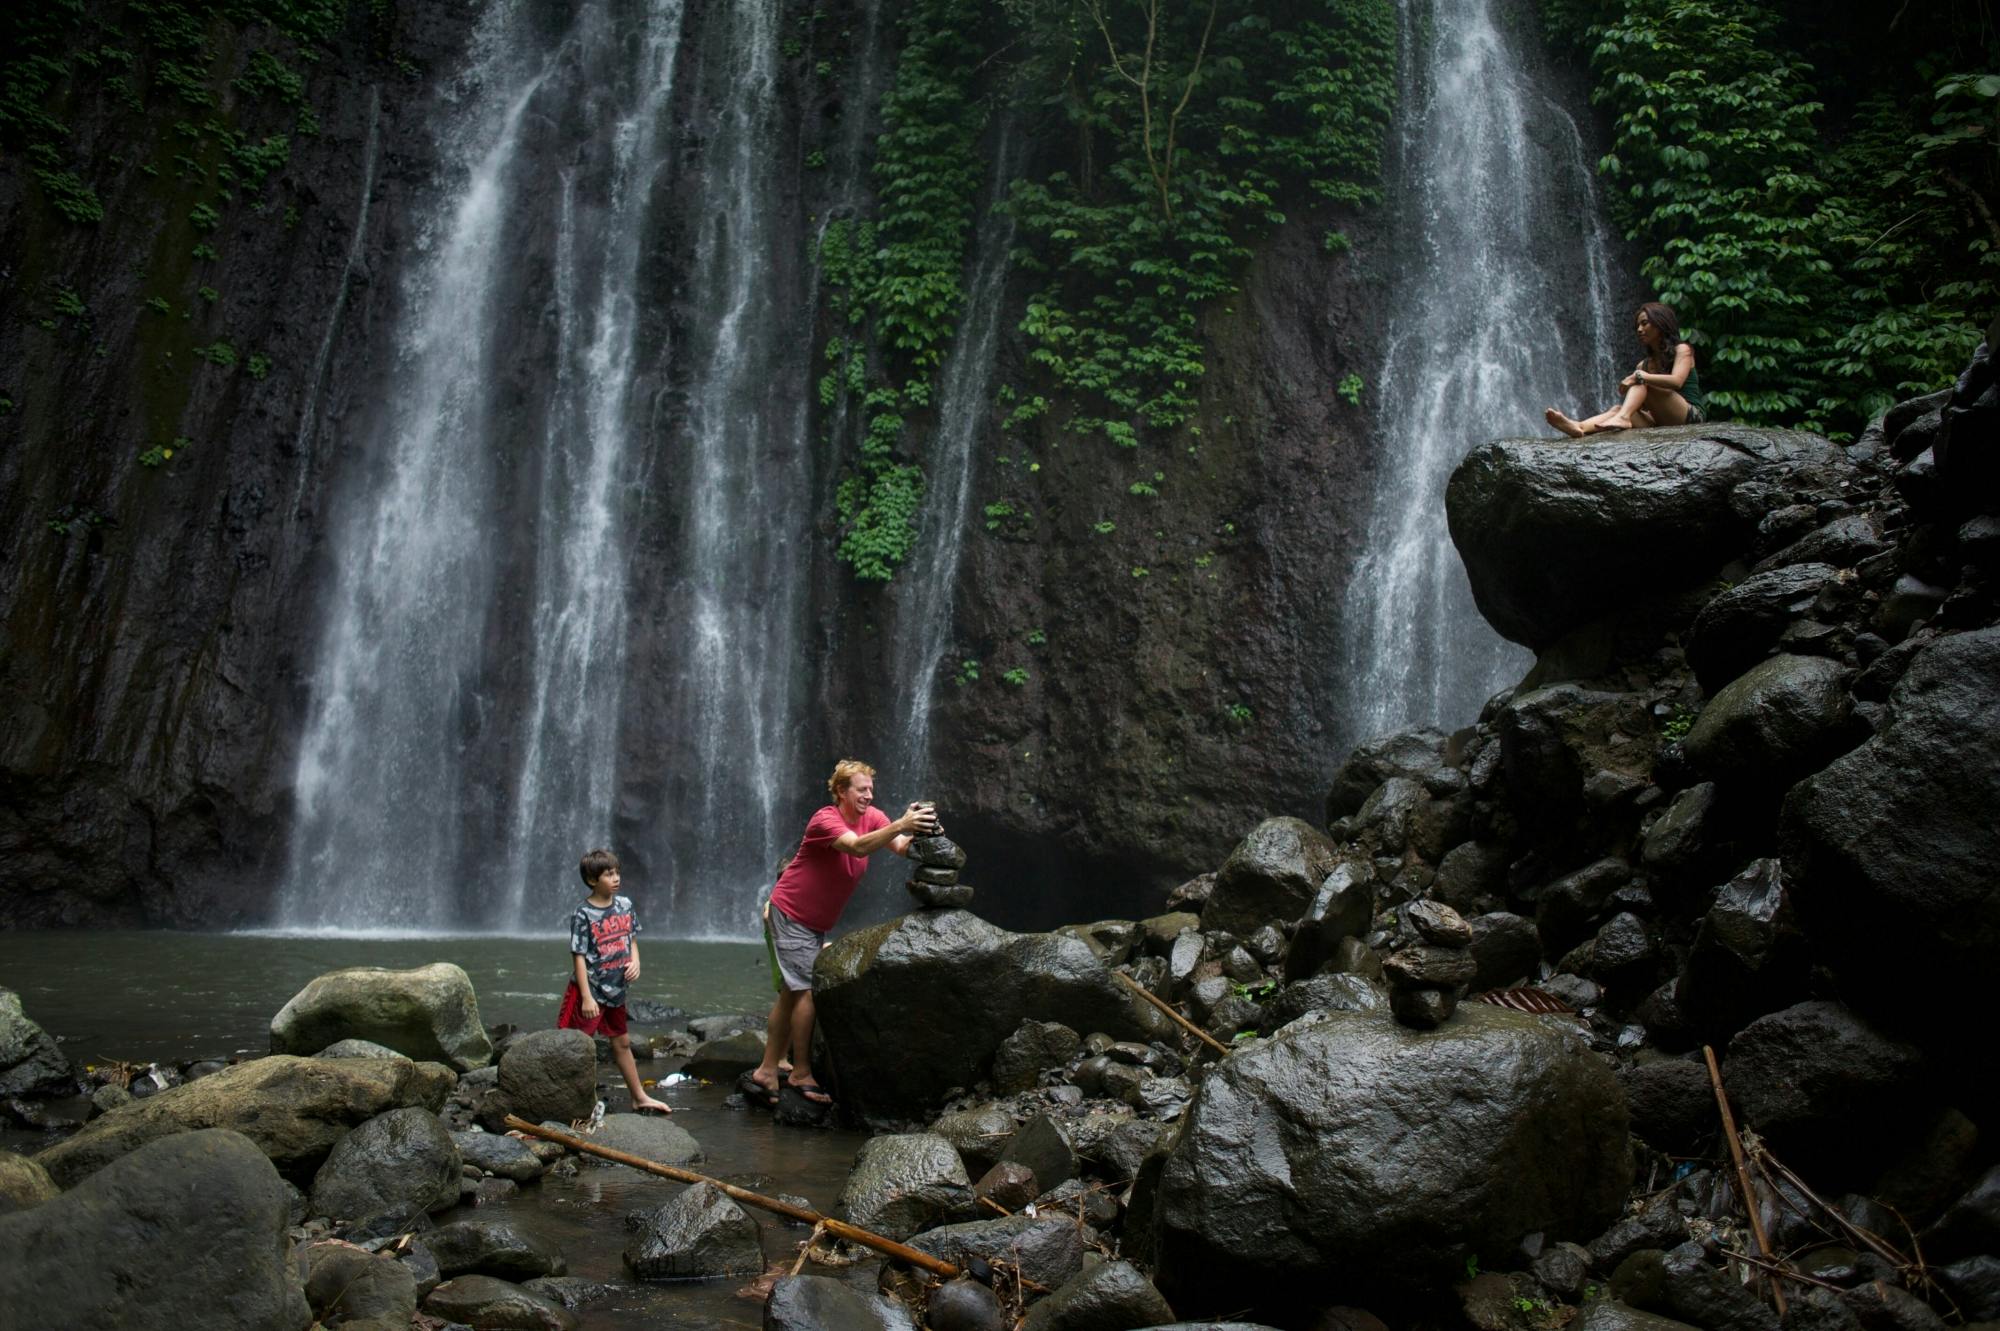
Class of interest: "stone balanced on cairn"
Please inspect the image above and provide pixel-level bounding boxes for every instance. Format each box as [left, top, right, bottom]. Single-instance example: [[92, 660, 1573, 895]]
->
[[1382, 900, 1476, 1030], [905, 815, 972, 910]]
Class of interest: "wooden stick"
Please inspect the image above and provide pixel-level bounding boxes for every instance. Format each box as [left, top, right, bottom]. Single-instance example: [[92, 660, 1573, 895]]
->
[[1703, 1046, 1788, 1317], [1115, 970, 1231, 1056], [503, 1116, 961, 1279]]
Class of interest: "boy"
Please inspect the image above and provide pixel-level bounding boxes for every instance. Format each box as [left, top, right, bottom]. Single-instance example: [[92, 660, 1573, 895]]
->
[[558, 848, 672, 1114]]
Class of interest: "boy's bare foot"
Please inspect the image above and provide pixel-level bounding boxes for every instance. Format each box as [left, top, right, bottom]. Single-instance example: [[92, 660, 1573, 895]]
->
[[633, 1094, 672, 1115], [1546, 408, 1588, 438]]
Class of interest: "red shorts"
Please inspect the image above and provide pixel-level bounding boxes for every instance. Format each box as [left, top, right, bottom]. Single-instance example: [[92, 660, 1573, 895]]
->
[[557, 981, 628, 1037]]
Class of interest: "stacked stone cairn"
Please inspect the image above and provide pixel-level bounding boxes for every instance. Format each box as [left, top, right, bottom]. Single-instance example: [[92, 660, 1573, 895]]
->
[[905, 819, 973, 910], [1382, 900, 1476, 1029]]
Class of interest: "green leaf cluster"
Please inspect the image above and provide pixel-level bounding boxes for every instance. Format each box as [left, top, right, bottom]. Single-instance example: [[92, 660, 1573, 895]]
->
[[1551, 0, 1995, 436], [1000, 0, 1395, 435]]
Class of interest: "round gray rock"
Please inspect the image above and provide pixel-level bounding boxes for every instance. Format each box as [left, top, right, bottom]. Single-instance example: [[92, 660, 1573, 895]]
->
[[624, 1182, 764, 1280], [308, 1106, 462, 1221], [0, 1128, 310, 1330], [1681, 654, 1858, 785], [425, 1218, 567, 1280], [1022, 1258, 1175, 1330], [423, 1273, 578, 1329], [497, 1028, 598, 1126], [1155, 1003, 1629, 1313], [838, 1133, 972, 1240], [453, 1130, 549, 1181], [589, 1112, 704, 1164], [271, 963, 492, 1070], [304, 1242, 418, 1326], [765, 1273, 919, 1331], [0, 1150, 59, 1215], [1204, 817, 1343, 938], [0, 988, 73, 1097]]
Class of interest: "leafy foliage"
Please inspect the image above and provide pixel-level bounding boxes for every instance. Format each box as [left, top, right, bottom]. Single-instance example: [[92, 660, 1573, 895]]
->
[[1550, 0, 1996, 435]]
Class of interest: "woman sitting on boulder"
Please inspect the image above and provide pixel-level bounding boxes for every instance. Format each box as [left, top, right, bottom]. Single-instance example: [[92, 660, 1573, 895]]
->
[[1547, 301, 1708, 437]]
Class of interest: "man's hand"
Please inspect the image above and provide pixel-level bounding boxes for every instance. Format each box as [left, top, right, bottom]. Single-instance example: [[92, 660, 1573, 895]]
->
[[902, 802, 940, 835]]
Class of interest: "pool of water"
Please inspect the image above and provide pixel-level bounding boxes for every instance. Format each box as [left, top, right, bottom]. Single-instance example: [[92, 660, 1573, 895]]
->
[[0, 931, 883, 1329]]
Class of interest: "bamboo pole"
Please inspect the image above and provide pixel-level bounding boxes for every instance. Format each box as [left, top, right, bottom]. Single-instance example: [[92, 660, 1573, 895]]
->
[[503, 1116, 961, 1279], [1115, 970, 1231, 1056], [1702, 1046, 1788, 1316]]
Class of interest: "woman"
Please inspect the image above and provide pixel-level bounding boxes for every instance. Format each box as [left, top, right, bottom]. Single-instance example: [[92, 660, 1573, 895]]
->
[[748, 759, 937, 1106], [1547, 301, 1708, 437]]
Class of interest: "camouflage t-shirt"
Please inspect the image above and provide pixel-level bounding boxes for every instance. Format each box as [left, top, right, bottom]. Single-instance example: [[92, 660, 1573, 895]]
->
[[569, 895, 642, 1007]]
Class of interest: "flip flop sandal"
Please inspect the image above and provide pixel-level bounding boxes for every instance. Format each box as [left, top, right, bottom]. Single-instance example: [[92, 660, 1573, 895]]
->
[[787, 1079, 835, 1106]]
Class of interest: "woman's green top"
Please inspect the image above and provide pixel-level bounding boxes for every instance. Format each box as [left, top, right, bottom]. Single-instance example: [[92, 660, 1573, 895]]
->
[[1678, 359, 1707, 412]]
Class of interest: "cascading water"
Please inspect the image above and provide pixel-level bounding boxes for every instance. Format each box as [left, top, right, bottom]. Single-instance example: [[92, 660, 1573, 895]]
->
[[642, 0, 818, 938], [892, 127, 1020, 791], [1341, 0, 1618, 745], [283, 0, 684, 931]]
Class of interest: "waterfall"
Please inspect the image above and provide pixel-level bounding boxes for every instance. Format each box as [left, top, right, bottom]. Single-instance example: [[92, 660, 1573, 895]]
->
[[1340, 0, 1618, 745], [282, 0, 683, 931], [893, 127, 1020, 789], [643, 0, 817, 939]]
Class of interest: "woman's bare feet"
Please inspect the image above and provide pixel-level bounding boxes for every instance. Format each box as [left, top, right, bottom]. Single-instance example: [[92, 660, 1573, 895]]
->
[[1595, 416, 1632, 432], [1546, 408, 1588, 438]]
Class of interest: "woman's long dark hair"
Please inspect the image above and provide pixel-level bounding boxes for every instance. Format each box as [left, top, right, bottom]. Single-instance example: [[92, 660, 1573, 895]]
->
[[1637, 301, 1682, 373]]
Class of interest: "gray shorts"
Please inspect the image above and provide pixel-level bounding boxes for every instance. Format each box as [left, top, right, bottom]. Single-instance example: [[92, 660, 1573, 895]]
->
[[762, 898, 825, 993]]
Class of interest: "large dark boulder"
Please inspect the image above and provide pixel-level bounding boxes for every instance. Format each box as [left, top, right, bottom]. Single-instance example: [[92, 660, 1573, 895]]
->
[[494, 1029, 597, 1126], [1326, 727, 1461, 821], [1153, 1004, 1628, 1317], [905, 1214, 1087, 1291], [1203, 817, 1343, 937], [270, 963, 492, 1070], [0, 988, 74, 1097], [303, 1243, 419, 1327], [1680, 655, 1859, 786], [764, 1274, 918, 1331], [814, 911, 1168, 1123], [0, 1128, 310, 1329], [423, 1274, 578, 1329], [1783, 627, 2000, 1068], [837, 1133, 973, 1240], [307, 1105, 461, 1221], [1723, 1001, 1927, 1183], [1498, 686, 1654, 835], [33, 1053, 455, 1186], [1021, 1258, 1176, 1330], [625, 1182, 765, 1280], [1687, 564, 1842, 692], [425, 1219, 568, 1280], [1446, 427, 1840, 649], [1676, 860, 1810, 1040]]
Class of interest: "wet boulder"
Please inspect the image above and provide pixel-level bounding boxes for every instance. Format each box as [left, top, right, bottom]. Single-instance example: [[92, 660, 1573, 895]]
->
[[1619, 1059, 1717, 1155], [0, 1150, 58, 1215], [33, 1053, 455, 1186], [905, 1214, 1087, 1291], [1446, 428, 1840, 649], [814, 911, 1168, 1123], [425, 1218, 567, 1280], [1326, 726, 1460, 821], [587, 1113, 704, 1163], [1612, 1242, 1780, 1331], [424, 1274, 578, 1329], [1724, 1001, 1927, 1182], [992, 1021, 1081, 1094], [308, 1105, 461, 1221], [0, 988, 74, 1097], [765, 1273, 919, 1331], [489, 1028, 597, 1129], [303, 1243, 418, 1328], [931, 1101, 1022, 1175], [1467, 913, 1541, 992], [1676, 860, 1810, 1040], [1021, 1259, 1175, 1330], [1281, 861, 1377, 981], [0, 1129, 310, 1330], [452, 1129, 549, 1181], [1204, 817, 1343, 938], [838, 1133, 973, 1240], [625, 1182, 764, 1280], [1681, 655, 1859, 786], [270, 963, 492, 1070], [1154, 1003, 1628, 1315], [999, 1113, 1078, 1194], [1499, 687, 1654, 835], [1688, 564, 1843, 692], [1783, 627, 2000, 1065]]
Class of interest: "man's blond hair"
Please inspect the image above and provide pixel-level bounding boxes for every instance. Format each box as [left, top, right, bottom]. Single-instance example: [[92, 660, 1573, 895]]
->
[[828, 758, 876, 800]]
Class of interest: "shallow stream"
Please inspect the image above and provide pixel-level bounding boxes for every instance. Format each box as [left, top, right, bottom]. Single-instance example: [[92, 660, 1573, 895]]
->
[[0, 932, 879, 1329]]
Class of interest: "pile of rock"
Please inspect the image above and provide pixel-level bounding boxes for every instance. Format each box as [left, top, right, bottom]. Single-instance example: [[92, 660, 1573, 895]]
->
[[1381, 900, 1476, 1028], [905, 818, 973, 909]]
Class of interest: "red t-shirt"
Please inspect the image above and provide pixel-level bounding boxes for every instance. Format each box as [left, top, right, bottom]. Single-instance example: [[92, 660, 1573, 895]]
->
[[769, 804, 891, 932]]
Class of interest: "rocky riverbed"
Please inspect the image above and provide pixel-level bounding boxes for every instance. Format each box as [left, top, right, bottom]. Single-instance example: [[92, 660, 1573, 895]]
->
[[4, 339, 1998, 1330]]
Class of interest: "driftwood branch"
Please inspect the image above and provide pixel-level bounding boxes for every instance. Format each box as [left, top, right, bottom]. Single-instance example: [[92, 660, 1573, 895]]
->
[[1704, 1046, 1788, 1316], [1115, 969, 1231, 1055], [504, 1116, 960, 1279]]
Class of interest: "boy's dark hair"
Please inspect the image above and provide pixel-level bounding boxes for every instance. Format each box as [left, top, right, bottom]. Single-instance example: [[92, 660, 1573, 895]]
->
[[579, 848, 620, 886]]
